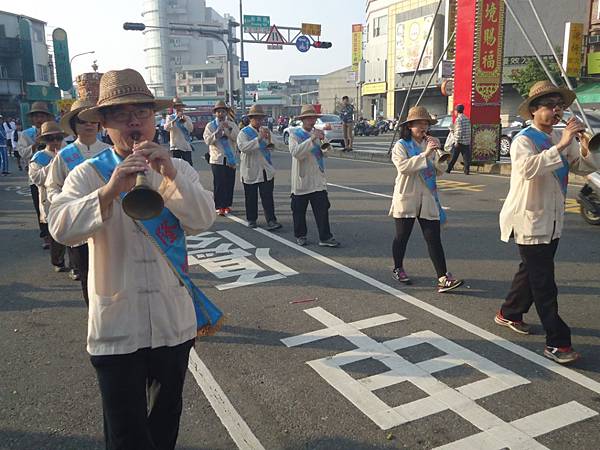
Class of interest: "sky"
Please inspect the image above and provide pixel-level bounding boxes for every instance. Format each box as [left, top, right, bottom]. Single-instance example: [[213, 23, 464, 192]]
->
[[7, 0, 364, 83]]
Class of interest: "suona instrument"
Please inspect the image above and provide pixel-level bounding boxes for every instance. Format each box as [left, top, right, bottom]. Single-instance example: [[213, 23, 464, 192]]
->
[[555, 115, 600, 154]]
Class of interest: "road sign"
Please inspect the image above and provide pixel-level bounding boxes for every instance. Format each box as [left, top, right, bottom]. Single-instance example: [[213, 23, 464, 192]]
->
[[240, 60, 249, 78], [244, 15, 270, 33], [267, 44, 283, 50], [52, 28, 72, 92], [301, 23, 321, 36], [266, 25, 285, 44], [295, 36, 311, 53]]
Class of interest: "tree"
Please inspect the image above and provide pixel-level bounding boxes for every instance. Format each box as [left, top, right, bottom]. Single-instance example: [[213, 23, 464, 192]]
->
[[509, 58, 563, 97]]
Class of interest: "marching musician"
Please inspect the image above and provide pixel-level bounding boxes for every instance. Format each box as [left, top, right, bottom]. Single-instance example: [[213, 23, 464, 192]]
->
[[48, 69, 218, 449], [45, 99, 105, 302], [203, 100, 239, 216], [164, 97, 194, 166], [17, 102, 56, 249], [236, 104, 282, 230], [497, 81, 600, 364], [288, 105, 339, 247], [29, 121, 68, 273], [390, 106, 463, 293]]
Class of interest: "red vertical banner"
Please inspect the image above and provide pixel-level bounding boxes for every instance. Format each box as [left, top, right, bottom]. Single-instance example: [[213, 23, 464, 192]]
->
[[453, 0, 506, 162]]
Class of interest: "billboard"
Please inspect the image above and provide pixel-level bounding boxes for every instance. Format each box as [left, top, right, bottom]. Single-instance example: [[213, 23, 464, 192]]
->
[[395, 15, 434, 74], [351, 24, 363, 72]]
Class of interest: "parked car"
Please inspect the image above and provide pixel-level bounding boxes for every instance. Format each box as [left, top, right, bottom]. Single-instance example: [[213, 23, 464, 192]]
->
[[428, 115, 453, 148], [283, 114, 345, 147]]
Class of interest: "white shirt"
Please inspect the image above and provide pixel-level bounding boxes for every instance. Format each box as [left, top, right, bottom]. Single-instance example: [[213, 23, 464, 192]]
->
[[203, 119, 240, 165], [499, 125, 600, 245], [289, 126, 328, 195], [48, 154, 216, 356], [28, 149, 56, 223], [18, 127, 67, 184], [236, 126, 275, 184], [165, 114, 194, 152]]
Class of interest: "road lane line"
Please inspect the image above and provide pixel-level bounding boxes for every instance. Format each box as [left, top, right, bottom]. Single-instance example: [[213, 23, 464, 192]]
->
[[225, 213, 600, 396], [188, 348, 266, 450]]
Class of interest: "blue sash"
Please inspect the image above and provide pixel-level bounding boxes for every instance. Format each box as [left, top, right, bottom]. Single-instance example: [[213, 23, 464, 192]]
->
[[293, 127, 324, 173], [31, 150, 52, 167], [400, 138, 447, 224], [172, 114, 192, 143], [211, 119, 237, 165], [58, 143, 85, 171], [517, 126, 569, 197], [89, 148, 223, 336], [242, 126, 272, 165]]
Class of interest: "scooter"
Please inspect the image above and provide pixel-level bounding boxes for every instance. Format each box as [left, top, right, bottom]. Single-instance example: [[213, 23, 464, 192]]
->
[[577, 171, 600, 225]]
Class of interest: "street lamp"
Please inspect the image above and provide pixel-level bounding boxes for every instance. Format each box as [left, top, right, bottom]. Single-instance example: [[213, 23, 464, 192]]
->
[[123, 21, 239, 106], [70, 50, 95, 65]]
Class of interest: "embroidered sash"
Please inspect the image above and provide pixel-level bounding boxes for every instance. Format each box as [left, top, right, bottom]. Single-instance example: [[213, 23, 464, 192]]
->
[[211, 119, 237, 165], [89, 148, 223, 336], [172, 114, 192, 142], [400, 138, 447, 224], [31, 150, 52, 166], [517, 126, 569, 197], [58, 143, 85, 171], [293, 127, 324, 173], [242, 126, 272, 165], [23, 126, 37, 143]]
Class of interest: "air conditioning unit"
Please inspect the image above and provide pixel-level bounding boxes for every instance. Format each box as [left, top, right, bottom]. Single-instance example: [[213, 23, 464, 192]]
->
[[588, 34, 600, 44]]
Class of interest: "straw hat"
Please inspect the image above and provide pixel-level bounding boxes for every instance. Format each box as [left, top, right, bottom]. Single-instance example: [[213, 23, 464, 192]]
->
[[296, 104, 322, 119], [172, 97, 187, 108], [213, 99, 230, 112], [518, 80, 576, 120], [39, 121, 66, 140], [400, 106, 437, 126], [247, 104, 267, 117], [60, 99, 98, 135], [27, 101, 53, 118], [79, 69, 173, 122]]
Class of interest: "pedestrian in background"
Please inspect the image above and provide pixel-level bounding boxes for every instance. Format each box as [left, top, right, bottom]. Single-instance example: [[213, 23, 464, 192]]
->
[[339, 95, 355, 152], [497, 81, 600, 364], [390, 106, 463, 293], [165, 97, 194, 166], [446, 104, 472, 175], [0, 115, 8, 175]]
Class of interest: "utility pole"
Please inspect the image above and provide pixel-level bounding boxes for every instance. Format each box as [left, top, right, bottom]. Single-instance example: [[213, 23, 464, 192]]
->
[[239, 0, 246, 112]]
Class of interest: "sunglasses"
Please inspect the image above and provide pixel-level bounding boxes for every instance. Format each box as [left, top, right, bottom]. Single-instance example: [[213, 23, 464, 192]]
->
[[535, 99, 566, 110], [105, 107, 153, 123], [76, 118, 98, 125], [44, 135, 63, 142]]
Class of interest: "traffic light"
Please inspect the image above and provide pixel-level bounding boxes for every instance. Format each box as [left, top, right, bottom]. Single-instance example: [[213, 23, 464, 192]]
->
[[312, 41, 332, 49]]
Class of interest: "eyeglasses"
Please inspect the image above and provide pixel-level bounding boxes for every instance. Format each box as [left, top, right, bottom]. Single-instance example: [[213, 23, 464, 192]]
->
[[536, 99, 566, 110], [76, 118, 98, 125], [44, 135, 63, 142], [105, 107, 153, 123]]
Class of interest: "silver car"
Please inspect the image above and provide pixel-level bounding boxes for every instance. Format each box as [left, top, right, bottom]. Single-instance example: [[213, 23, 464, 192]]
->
[[283, 114, 345, 147]]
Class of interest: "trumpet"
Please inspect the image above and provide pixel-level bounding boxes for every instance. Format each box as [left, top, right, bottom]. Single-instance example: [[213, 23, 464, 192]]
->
[[425, 134, 451, 162], [317, 124, 332, 152], [555, 115, 600, 154], [261, 126, 275, 150]]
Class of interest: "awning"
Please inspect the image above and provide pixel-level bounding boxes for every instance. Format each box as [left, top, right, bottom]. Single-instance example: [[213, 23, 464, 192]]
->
[[575, 82, 600, 104]]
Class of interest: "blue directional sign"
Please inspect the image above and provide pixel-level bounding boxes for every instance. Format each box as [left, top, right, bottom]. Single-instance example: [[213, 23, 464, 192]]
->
[[240, 60, 249, 78], [296, 35, 311, 53]]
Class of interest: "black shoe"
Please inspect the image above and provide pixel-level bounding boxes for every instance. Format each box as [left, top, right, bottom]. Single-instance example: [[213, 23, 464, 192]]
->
[[69, 269, 81, 281], [296, 236, 308, 246], [53, 265, 68, 273], [265, 220, 282, 231], [247, 220, 257, 228]]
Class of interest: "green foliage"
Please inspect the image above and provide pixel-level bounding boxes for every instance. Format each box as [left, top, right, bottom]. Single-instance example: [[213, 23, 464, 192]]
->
[[509, 59, 564, 97]]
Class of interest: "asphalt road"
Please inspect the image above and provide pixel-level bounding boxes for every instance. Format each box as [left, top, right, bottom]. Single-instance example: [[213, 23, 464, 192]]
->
[[1, 145, 599, 449]]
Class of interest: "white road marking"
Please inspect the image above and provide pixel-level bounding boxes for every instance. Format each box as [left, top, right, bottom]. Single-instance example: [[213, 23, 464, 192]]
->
[[188, 349, 265, 450], [226, 213, 600, 396]]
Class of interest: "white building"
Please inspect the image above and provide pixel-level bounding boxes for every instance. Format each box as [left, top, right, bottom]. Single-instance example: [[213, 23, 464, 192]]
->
[[142, 0, 236, 98], [175, 54, 240, 101]]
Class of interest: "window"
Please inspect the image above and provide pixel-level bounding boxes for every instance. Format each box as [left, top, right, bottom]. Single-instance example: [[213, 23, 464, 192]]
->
[[373, 16, 387, 37], [36, 64, 48, 82], [193, 72, 202, 78], [0, 64, 8, 79], [0, 25, 5, 38], [192, 85, 202, 92], [170, 55, 182, 65], [32, 24, 44, 42]]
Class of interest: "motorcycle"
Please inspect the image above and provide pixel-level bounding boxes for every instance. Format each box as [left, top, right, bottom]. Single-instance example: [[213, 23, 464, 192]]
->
[[354, 118, 380, 137], [577, 171, 600, 225], [376, 119, 391, 134]]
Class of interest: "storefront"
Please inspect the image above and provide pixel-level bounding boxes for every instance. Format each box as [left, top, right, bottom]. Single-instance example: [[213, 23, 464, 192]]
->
[[361, 81, 387, 118]]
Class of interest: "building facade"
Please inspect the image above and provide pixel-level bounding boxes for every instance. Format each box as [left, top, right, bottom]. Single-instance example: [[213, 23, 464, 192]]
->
[[142, 0, 235, 98], [318, 66, 359, 115], [175, 54, 240, 102]]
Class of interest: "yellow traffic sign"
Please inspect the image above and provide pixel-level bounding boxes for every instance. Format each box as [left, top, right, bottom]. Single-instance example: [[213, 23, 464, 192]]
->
[[302, 23, 321, 36]]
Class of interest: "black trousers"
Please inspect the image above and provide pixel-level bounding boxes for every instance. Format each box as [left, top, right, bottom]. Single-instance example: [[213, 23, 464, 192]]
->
[[243, 171, 276, 222], [68, 244, 89, 305], [447, 143, 471, 174], [291, 190, 332, 241], [211, 161, 236, 209], [30, 184, 49, 238], [501, 239, 571, 348], [90, 339, 195, 450], [171, 149, 193, 167], [50, 235, 65, 267], [392, 217, 447, 278]]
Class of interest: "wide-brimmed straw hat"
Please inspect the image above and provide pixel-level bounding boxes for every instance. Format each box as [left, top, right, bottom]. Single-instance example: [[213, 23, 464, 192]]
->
[[39, 121, 66, 140], [79, 69, 173, 122], [27, 102, 53, 118], [400, 106, 437, 126], [247, 104, 267, 117], [59, 99, 98, 135], [518, 80, 576, 120], [213, 100, 230, 112], [172, 97, 187, 108], [296, 104, 322, 119]]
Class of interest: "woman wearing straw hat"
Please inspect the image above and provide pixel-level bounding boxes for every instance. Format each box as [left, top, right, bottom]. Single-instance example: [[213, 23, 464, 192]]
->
[[164, 97, 194, 166], [17, 101, 56, 249], [48, 69, 218, 449], [289, 105, 339, 247], [237, 104, 282, 230], [45, 99, 105, 301], [390, 106, 463, 293], [29, 121, 68, 272], [204, 99, 240, 216], [496, 80, 600, 364]]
